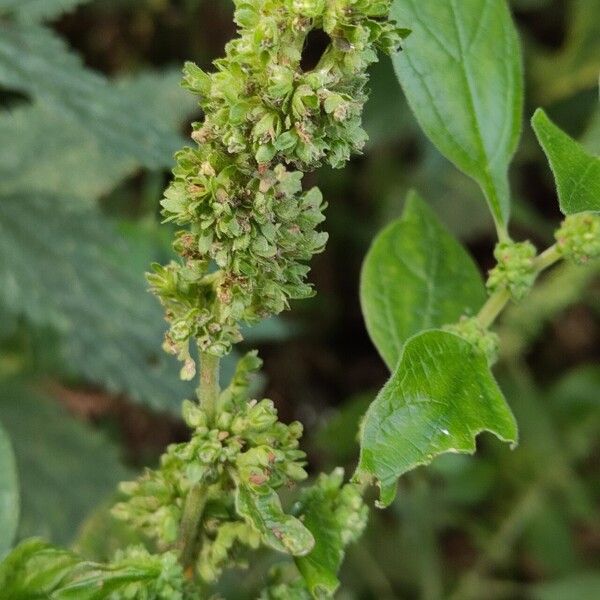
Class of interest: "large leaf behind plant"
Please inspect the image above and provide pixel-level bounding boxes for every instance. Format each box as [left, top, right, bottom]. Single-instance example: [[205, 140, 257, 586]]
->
[[391, 0, 523, 230], [0, 194, 191, 412], [0, 71, 197, 203], [0, 382, 130, 545], [357, 330, 517, 506], [0, 0, 93, 22], [360, 192, 487, 370], [0, 22, 183, 169]]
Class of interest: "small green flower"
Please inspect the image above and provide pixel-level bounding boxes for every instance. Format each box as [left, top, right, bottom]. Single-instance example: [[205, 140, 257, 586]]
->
[[444, 317, 500, 365], [555, 212, 600, 265], [487, 241, 538, 301]]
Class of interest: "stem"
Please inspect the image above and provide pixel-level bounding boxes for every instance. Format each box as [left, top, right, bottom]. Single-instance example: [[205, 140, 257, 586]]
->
[[178, 483, 209, 572], [533, 243, 562, 272], [477, 243, 563, 329], [197, 351, 220, 424], [178, 351, 221, 570], [477, 288, 511, 329]]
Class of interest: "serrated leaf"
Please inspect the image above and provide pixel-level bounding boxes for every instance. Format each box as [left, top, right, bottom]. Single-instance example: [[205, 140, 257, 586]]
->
[[532, 108, 600, 214], [236, 484, 314, 557], [0, 0, 93, 22], [0, 421, 19, 556], [0, 22, 183, 169], [0, 538, 184, 599], [0, 193, 192, 412], [391, 0, 523, 230], [357, 330, 517, 507], [0, 538, 80, 598], [0, 381, 130, 546], [360, 192, 487, 370], [0, 71, 196, 202]]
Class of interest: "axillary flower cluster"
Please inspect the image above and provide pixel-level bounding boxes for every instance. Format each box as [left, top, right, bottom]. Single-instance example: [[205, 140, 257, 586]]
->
[[114, 0, 406, 593]]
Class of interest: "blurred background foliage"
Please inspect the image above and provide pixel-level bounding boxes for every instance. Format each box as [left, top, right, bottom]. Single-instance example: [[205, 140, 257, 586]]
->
[[0, 0, 598, 598]]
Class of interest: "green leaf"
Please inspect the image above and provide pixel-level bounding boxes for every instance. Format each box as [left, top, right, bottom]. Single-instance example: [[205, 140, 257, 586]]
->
[[0, 0, 93, 22], [0, 71, 196, 202], [0, 539, 185, 599], [0, 422, 19, 556], [294, 470, 366, 598], [360, 192, 487, 370], [0, 22, 183, 169], [0, 538, 80, 598], [532, 108, 600, 214], [391, 0, 523, 230], [0, 381, 130, 545], [235, 484, 314, 557], [357, 330, 518, 507], [0, 194, 192, 412]]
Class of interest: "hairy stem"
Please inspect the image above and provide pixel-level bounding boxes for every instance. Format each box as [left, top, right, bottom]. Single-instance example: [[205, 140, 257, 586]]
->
[[178, 483, 209, 572], [197, 351, 220, 424], [178, 352, 221, 571], [478, 243, 562, 329]]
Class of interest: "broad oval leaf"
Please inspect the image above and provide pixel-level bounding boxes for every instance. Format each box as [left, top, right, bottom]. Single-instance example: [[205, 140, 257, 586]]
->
[[0, 422, 19, 556], [357, 330, 518, 507], [236, 484, 314, 557], [360, 192, 487, 371], [391, 0, 524, 230], [532, 109, 600, 215]]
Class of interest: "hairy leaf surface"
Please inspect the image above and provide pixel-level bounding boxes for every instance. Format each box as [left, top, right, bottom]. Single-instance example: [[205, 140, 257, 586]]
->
[[0, 71, 196, 202], [391, 0, 523, 228], [0, 383, 130, 545], [357, 330, 517, 506], [0, 23, 183, 169], [0, 422, 19, 556], [532, 109, 600, 214], [0, 194, 191, 411], [236, 485, 314, 557], [361, 192, 486, 370]]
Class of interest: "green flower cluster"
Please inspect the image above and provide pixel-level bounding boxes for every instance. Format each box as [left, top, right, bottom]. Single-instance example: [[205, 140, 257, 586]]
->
[[487, 241, 538, 301], [444, 317, 501, 365], [150, 0, 406, 363], [113, 353, 308, 581], [555, 212, 600, 265]]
